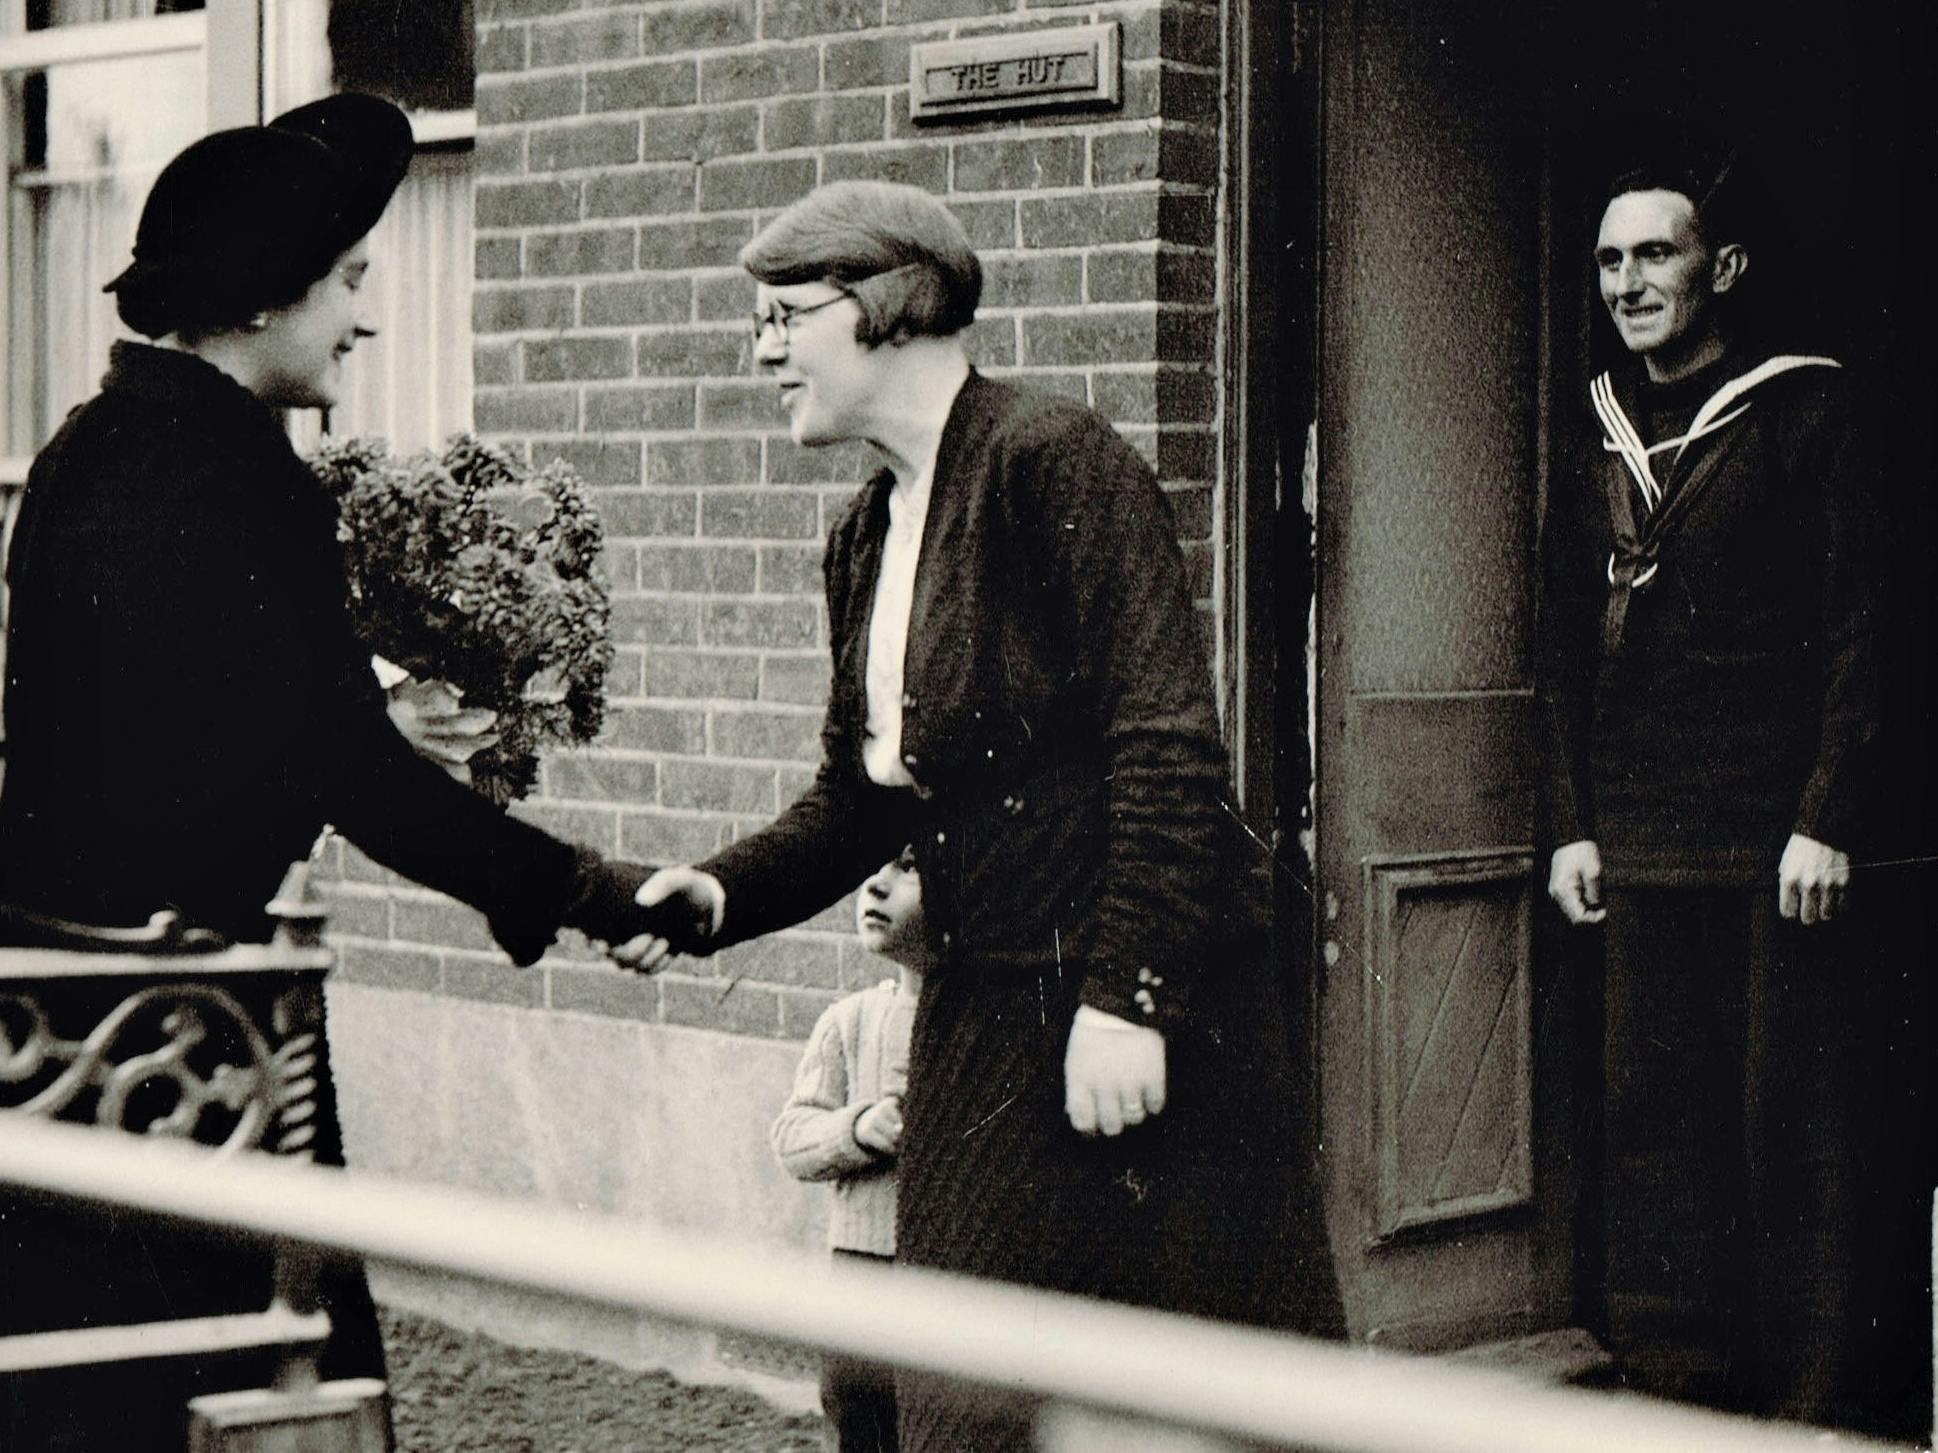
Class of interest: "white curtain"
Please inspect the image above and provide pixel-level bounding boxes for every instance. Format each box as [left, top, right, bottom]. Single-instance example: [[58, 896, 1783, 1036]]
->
[[293, 146, 473, 455], [39, 169, 156, 429], [12, 20, 202, 448], [273, 0, 473, 455]]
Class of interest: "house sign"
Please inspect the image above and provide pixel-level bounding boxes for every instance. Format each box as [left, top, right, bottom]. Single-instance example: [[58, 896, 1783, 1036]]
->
[[909, 23, 1121, 123]]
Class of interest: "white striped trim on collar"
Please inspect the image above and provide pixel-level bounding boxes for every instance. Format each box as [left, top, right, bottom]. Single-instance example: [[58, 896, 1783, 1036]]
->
[[1591, 371, 1660, 510], [1591, 354, 1843, 512]]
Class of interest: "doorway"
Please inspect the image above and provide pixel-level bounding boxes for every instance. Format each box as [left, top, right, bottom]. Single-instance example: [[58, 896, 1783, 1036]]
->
[[1252, 0, 1935, 1362]]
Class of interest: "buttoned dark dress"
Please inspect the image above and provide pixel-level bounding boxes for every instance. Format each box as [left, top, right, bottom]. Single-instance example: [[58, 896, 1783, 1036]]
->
[[0, 343, 592, 1449], [699, 371, 1342, 1453], [1535, 352, 1911, 1434]]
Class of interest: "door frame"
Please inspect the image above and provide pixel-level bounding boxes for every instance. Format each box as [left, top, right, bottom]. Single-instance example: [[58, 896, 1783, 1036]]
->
[[1222, 0, 1317, 848]]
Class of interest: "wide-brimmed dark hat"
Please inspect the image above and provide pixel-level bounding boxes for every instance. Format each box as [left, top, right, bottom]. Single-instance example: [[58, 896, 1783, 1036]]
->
[[105, 93, 414, 339]]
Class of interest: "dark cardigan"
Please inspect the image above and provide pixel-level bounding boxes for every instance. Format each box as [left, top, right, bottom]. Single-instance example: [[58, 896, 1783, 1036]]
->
[[0, 342, 581, 960], [1535, 353, 1884, 885], [701, 374, 1341, 1444], [699, 369, 1242, 1026]]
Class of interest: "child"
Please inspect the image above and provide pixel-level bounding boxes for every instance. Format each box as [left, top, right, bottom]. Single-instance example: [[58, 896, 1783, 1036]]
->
[[772, 848, 933, 1453]]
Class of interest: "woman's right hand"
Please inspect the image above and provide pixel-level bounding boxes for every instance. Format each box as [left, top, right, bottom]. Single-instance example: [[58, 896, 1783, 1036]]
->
[[609, 866, 725, 972]]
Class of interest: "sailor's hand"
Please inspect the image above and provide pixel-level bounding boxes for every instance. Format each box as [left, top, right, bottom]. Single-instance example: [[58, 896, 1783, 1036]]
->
[[1778, 833, 1850, 925], [1548, 839, 1607, 925]]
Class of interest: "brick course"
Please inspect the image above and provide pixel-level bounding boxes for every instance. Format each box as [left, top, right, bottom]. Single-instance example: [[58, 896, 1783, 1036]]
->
[[339, 0, 1229, 1043]]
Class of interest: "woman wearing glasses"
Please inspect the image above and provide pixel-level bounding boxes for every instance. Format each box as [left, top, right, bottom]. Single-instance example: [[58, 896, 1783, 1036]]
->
[[621, 181, 1342, 1452]]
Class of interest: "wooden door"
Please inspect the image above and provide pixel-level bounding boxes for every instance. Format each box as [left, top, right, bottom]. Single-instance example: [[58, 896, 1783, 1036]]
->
[[1305, 0, 1578, 1349]]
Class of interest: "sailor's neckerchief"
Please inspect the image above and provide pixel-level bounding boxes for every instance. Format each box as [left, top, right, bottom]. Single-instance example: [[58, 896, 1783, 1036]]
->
[[1586, 353, 1842, 652]]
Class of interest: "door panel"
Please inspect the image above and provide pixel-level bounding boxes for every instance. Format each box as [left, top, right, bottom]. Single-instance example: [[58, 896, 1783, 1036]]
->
[[1366, 849, 1533, 1240], [1312, 0, 1569, 1349], [1350, 693, 1530, 853]]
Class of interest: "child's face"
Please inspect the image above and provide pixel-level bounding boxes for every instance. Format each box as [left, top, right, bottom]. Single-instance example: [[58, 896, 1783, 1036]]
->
[[856, 853, 926, 963]]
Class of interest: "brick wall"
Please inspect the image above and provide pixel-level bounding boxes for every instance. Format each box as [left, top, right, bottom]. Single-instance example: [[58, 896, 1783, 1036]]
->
[[321, 0, 1228, 1044]]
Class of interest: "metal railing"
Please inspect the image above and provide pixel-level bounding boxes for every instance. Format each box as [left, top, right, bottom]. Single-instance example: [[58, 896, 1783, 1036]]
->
[[0, 1113, 1921, 1453]]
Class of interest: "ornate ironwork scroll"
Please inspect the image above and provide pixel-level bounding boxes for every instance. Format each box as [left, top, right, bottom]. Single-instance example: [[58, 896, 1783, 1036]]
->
[[0, 982, 320, 1155], [0, 867, 334, 1158]]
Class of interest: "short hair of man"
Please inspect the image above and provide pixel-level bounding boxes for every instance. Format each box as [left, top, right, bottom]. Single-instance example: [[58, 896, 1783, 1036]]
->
[[739, 181, 982, 346], [1604, 147, 1751, 253]]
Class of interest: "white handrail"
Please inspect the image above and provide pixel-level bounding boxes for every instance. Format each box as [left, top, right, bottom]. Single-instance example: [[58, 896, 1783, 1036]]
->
[[0, 1306, 330, 1374], [0, 1115, 1915, 1453]]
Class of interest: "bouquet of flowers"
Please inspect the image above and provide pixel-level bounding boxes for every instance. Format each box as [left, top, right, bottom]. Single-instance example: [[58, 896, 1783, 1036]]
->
[[310, 434, 613, 806]]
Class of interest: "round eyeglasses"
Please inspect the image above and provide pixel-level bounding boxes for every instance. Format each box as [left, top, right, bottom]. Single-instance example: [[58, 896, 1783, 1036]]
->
[[750, 290, 850, 346]]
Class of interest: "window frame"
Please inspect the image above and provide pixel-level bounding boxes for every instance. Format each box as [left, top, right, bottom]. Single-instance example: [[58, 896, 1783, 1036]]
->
[[0, 5, 213, 485]]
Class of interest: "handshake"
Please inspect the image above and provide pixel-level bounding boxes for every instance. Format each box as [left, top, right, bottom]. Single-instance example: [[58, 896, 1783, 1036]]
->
[[383, 666, 728, 972], [382, 665, 726, 973], [562, 854, 726, 973]]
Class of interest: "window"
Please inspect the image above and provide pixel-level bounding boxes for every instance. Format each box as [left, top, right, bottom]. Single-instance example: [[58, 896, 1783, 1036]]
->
[[0, 3, 208, 476]]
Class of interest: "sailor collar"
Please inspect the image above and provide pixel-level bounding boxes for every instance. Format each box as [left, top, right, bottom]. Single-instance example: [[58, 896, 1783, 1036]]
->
[[1591, 353, 1843, 514], [1589, 352, 1842, 651]]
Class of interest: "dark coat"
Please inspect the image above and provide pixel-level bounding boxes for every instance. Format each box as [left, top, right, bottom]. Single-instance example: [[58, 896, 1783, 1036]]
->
[[0, 342, 581, 959], [700, 369, 1240, 1025], [1535, 353, 1883, 885]]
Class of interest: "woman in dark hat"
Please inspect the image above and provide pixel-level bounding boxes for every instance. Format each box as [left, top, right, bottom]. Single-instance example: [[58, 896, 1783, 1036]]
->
[[620, 181, 1344, 1453], [0, 95, 666, 1448]]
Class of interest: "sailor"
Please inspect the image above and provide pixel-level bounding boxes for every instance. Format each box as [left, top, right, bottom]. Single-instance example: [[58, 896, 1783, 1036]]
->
[[1535, 150, 1897, 1433]]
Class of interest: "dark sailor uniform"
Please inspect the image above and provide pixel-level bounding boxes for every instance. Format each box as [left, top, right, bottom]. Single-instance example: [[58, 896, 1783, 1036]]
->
[[1535, 352, 1914, 1434]]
